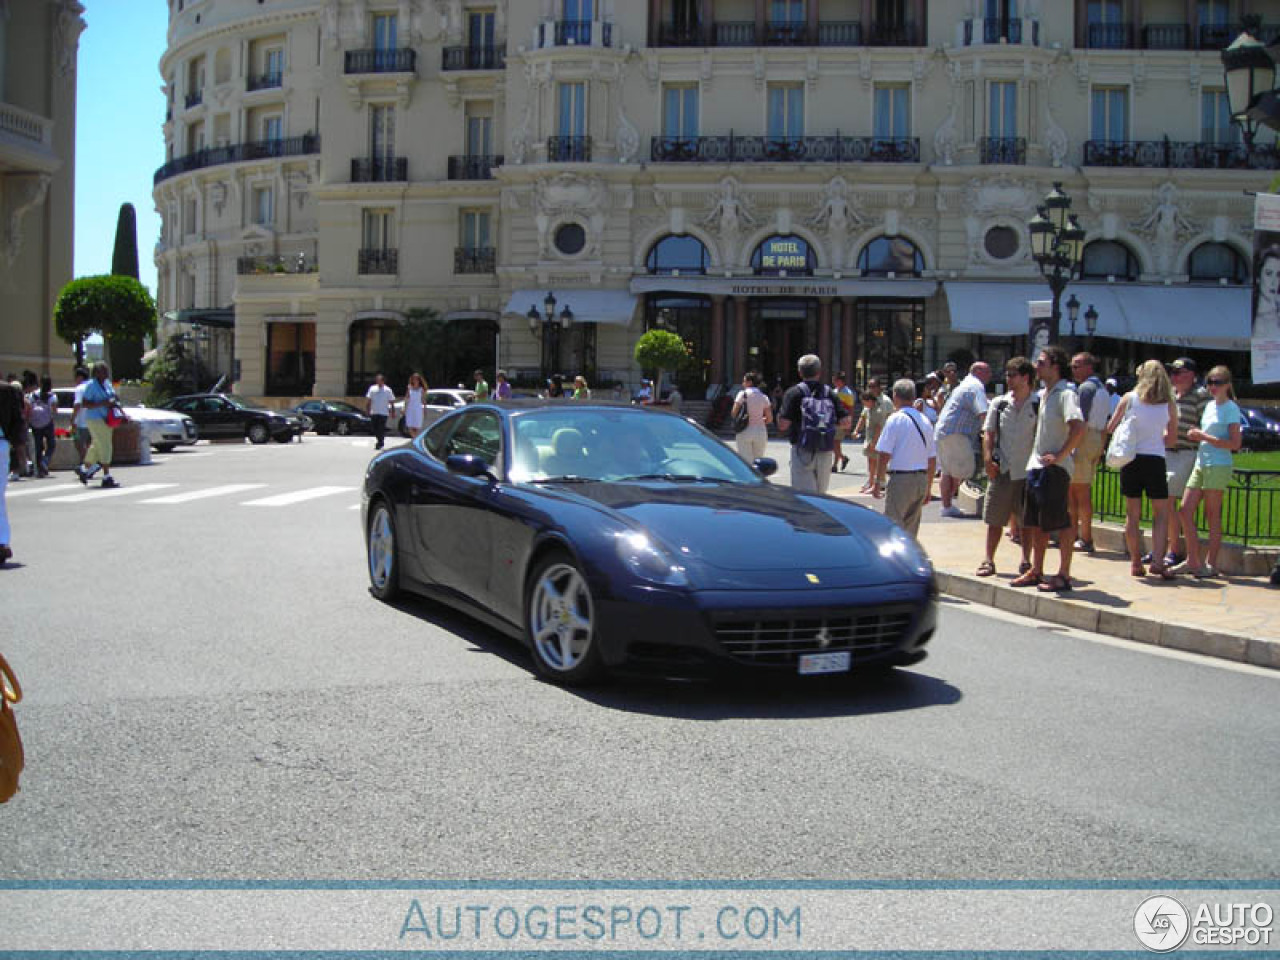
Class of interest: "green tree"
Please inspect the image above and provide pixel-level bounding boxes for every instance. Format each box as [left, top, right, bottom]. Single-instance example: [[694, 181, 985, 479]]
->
[[143, 333, 210, 404], [376, 308, 458, 389], [108, 203, 145, 379], [54, 275, 157, 368], [634, 329, 688, 398]]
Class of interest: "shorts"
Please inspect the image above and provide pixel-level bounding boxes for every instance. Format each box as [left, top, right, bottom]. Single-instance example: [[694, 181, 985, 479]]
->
[[936, 432, 977, 481], [1165, 448, 1197, 499], [1071, 428, 1103, 484], [1022, 465, 1072, 533], [982, 473, 1026, 528], [1121, 453, 1169, 501], [1186, 463, 1233, 492]]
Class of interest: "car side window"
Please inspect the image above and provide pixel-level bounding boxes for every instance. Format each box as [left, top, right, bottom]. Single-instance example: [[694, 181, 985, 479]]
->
[[423, 416, 457, 460], [443, 411, 502, 468]]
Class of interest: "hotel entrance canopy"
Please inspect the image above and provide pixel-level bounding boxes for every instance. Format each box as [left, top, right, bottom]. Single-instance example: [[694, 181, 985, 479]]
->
[[943, 282, 1251, 351], [630, 276, 939, 298]]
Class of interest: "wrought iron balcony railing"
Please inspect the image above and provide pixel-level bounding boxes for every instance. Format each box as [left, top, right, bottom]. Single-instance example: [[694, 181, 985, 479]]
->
[[1142, 22, 1190, 49], [454, 247, 496, 274], [866, 22, 922, 46], [351, 156, 408, 182], [547, 136, 592, 162], [344, 48, 416, 74], [713, 21, 755, 45], [963, 17, 1039, 45], [553, 19, 612, 46], [1083, 139, 1280, 170], [1085, 22, 1133, 48], [153, 134, 319, 184], [246, 72, 283, 92], [659, 20, 865, 46], [649, 134, 920, 164], [358, 248, 398, 275], [817, 21, 863, 45], [447, 154, 503, 179], [979, 137, 1027, 165], [442, 45, 505, 70], [656, 23, 705, 46], [237, 254, 319, 276], [184, 90, 203, 109]]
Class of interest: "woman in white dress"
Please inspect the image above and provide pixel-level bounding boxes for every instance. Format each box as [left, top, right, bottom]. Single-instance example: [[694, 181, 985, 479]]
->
[[403, 372, 428, 438]]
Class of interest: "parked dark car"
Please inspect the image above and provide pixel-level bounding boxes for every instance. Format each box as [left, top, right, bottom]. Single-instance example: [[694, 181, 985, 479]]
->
[[291, 399, 373, 436], [1242, 407, 1280, 452], [161, 393, 306, 444], [362, 401, 937, 685]]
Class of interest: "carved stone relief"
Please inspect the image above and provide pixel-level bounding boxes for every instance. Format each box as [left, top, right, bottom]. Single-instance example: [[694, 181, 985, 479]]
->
[[534, 173, 607, 260], [1133, 181, 1196, 277], [1, 173, 51, 268]]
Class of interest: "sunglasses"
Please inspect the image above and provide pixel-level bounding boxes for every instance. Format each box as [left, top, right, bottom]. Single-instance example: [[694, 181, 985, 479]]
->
[[1206, 378, 1229, 386]]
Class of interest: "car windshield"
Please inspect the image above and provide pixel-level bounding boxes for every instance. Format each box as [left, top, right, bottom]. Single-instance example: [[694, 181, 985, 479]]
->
[[508, 408, 763, 485], [329, 401, 362, 413], [225, 395, 258, 410]]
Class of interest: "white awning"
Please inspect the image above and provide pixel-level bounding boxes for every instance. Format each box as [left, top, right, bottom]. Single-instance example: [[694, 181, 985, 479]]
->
[[944, 282, 1251, 351], [629, 275, 939, 298], [503, 289, 638, 327]]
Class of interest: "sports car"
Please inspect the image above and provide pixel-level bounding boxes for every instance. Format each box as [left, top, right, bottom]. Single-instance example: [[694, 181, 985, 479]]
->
[[362, 401, 937, 685]]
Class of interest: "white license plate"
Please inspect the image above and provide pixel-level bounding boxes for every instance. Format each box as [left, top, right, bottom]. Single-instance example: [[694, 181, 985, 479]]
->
[[797, 651, 851, 675]]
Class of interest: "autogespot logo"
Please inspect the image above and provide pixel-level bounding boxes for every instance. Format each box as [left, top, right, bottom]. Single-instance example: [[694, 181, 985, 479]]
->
[[1134, 896, 1191, 953]]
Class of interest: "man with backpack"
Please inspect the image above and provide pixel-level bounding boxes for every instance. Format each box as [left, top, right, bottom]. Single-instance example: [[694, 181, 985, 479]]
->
[[1069, 352, 1111, 553], [776, 354, 850, 494]]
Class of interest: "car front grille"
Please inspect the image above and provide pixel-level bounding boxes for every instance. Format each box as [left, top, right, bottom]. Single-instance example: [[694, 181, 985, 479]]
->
[[712, 608, 914, 665]]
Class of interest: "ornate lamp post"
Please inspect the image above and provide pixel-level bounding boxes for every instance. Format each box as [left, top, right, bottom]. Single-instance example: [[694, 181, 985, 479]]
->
[[1028, 182, 1086, 344], [1065, 293, 1081, 346], [1222, 16, 1279, 153], [1084, 303, 1099, 351], [526, 292, 573, 379]]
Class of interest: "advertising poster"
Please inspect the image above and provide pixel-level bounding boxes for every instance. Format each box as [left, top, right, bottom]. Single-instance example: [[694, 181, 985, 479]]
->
[[1252, 192, 1280, 383]]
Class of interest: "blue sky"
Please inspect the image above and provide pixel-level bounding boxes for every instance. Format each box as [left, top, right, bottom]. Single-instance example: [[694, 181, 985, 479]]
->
[[74, 2, 166, 297]]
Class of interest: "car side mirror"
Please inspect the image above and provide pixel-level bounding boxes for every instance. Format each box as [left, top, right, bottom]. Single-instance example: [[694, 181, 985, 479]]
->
[[446, 454, 493, 480], [753, 457, 778, 477]]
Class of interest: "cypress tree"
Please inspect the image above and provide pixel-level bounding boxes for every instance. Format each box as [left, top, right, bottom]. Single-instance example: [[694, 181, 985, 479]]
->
[[107, 203, 146, 379]]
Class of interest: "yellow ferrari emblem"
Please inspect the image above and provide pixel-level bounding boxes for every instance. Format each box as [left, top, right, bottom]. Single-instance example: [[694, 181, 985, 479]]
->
[[806, 573, 821, 584]]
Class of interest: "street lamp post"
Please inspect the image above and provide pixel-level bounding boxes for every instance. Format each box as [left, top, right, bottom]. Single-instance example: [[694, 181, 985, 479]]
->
[[1222, 16, 1279, 153], [1065, 293, 1081, 348], [1084, 303, 1099, 352], [526, 291, 573, 380], [1028, 182, 1086, 345]]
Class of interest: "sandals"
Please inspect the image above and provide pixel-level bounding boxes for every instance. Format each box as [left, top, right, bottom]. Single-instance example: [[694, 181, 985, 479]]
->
[[1038, 575, 1072, 592], [975, 560, 996, 577], [1130, 563, 1146, 578], [1018, 561, 1032, 575], [1149, 564, 1177, 581], [1010, 570, 1041, 587]]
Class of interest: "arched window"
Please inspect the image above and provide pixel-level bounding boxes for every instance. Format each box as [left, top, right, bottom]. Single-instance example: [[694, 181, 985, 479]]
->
[[1081, 240, 1139, 281], [752, 234, 815, 275], [646, 234, 710, 274], [857, 236, 923, 277], [1188, 242, 1247, 284], [347, 315, 401, 395]]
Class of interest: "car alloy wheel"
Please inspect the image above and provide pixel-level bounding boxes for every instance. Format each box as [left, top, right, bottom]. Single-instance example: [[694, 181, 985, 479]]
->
[[248, 422, 270, 444], [367, 501, 400, 600], [527, 555, 602, 684], [336, 420, 351, 436]]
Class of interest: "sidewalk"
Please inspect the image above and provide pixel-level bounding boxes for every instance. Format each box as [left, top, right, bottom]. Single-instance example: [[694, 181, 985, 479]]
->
[[760, 439, 1280, 671]]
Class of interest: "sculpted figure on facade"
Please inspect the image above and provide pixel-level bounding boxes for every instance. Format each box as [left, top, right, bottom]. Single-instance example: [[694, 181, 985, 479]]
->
[[701, 176, 756, 266], [806, 176, 862, 269], [54, 0, 86, 78], [2, 173, 52, 268], [616, 107, 640, 164], [1137, 182, 1194, 276]]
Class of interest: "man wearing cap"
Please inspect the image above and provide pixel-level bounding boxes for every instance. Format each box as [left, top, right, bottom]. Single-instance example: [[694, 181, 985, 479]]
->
[[1164, 358, 1210, 568]]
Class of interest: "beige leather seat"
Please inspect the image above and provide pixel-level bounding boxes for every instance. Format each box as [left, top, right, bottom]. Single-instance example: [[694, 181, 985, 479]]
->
[[542, 427, 589, 476]]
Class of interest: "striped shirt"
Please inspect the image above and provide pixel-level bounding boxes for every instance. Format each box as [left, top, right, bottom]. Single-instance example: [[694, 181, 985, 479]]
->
[[1173, 386, 1210, 451], [935, 374, 989, 440]]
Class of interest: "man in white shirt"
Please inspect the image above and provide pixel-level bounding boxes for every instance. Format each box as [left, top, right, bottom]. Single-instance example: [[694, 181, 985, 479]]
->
[[70, 366, 91, 464], [365, 373, 395, 450], [876, 378, 936, 538]]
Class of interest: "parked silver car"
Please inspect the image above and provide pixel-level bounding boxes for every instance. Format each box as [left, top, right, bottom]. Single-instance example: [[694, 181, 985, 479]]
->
[[53, 388, 199, 452]]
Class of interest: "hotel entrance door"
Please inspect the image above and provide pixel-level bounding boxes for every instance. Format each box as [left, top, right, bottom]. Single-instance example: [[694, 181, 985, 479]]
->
[[748, 299, 817, 388], [855, 300, 924, 385]]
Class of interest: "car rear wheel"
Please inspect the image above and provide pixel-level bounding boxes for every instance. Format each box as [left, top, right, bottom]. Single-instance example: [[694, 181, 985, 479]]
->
[[335, 420, 351, 436], [247, 422, 270, 444], [526, 553, 603, 685], [367, 500, 400, 600]]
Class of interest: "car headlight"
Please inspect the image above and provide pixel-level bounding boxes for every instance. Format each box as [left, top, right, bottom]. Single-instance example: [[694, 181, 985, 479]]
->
[[877, 529, 933, 578], [614, 531, 688, 587]]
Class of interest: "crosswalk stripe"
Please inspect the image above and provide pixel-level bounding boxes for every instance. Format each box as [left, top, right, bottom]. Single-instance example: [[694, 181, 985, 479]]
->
[[139, 483, 268, 504], [242, 485, 356, 507], [4, 483, 82, 498], [42, 483, 179, 503]]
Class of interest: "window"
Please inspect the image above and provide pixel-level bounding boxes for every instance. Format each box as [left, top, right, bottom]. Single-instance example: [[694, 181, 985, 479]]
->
[[187, 57, 203, 96], [646, 235, 710, 275], [347, 317, 401, 395], [460, 210, 491, 250], [771, 0, 804, 23], [466, 107, 493, 156], [362, 209, 393, 250], [186, 123, 205, 154], [1091, 87, 1128, 143], [266, 321, 316, 397], [264, 46, 284, 81], [253, 186, 273, 226], [373, 13, 397, 49], [442, 411, 502, 467], [1081, 240, 1138, 280], [558, 82, 586, 137], [1189, 243, 1247, 284], [767, 83, 804, 142], [662, 84, 698, 139], [1087, 0, 1126, 47], [262, 114, 283, 142], [184, 196, 198, 235], [873, 84, 910, 140], [564, 0, 593, 22], [1201, 90, 1236, 143], [989, 81, 1017, 138], [370, 104, 395, 160], [857, 236, 923, 276], [468, 10, 495, 47]]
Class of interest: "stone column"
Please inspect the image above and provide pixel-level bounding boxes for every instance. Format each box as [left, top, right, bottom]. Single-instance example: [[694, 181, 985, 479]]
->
[[734, 297, 748, 382], [819, 298, 833, 369], [841, 298, 857, 383], [710, 295, 726, 385]]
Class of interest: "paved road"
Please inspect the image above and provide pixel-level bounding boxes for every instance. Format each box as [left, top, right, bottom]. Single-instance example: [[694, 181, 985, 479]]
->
[[2, 436, 1277, 880]]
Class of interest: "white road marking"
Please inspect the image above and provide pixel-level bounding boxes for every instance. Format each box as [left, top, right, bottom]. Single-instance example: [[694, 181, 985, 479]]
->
[[242, 485, 356, 507], [4, 483, 83, 498], [139, 484, 268, 504], [42, 483, 179, 503]]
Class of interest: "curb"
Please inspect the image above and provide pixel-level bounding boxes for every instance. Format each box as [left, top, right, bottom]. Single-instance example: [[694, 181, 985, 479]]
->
[[936, 570, 1280, 671]]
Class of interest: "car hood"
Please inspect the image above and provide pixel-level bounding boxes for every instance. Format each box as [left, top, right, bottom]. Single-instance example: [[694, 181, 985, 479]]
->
[[545, 481, 909, 588]]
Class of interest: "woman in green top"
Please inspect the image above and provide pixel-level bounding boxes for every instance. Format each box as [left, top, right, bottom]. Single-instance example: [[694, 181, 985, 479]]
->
[[473, 369, 490, 401], [572, 375, 591, 400], [1177, 365, 1242, 579]]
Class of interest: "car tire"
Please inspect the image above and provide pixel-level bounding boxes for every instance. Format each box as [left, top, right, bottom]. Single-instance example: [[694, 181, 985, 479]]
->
[[366, 499, 401, 601], [154, 444, 177, 453], [525, 552, 604, 686], [247, 422, 270, 444], [336, 420, 351, 437]]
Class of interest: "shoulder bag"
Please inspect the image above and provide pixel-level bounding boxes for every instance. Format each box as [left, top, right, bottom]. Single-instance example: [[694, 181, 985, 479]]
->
[[1105, 394, 1138, 471], [105, 404, 127, 429], [0, 653, 24, 803], [731, 392, 751, 433]]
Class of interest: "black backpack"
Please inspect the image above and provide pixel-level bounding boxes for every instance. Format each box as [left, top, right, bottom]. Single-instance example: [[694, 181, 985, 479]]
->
[[797, 382, 837, 453]]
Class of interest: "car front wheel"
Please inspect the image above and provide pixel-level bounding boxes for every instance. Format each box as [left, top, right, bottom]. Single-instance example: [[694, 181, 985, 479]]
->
[[526, 553, 603, 685], [367, 500, 400, 600], [247, 422, 270, 444]]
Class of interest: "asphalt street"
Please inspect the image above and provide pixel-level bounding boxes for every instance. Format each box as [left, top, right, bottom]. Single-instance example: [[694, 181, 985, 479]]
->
[[1, 434, 1277, 881]]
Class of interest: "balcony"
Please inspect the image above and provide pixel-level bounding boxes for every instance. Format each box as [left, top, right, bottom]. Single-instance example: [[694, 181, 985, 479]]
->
[[979, 137, 1027, 165], [246, 72, 283, 92], [866, 22, 922, 46], [442, 45, 505, 70], [351, 156, 407, 182], [0, 101, 58, 172], [1085, 22, 1133, 48], [344, 48, 416, 74], [454, 247, 496, 274], [184, 90, 203, 109], [236, 254, 319, 276], [547, 136, 592, 162], [358, 248, 398, 275], [540, 19, 613, 47], [1083, 139, 1280, 169], [649, 134, 920, 164], [447, 154, 503, 179], [153, 134, 319, 184], [963, 17, 1038, 45]]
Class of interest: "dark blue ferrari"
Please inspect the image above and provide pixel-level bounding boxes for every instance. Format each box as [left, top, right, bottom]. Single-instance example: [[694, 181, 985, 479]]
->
[[362, 401, 937, 685]]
